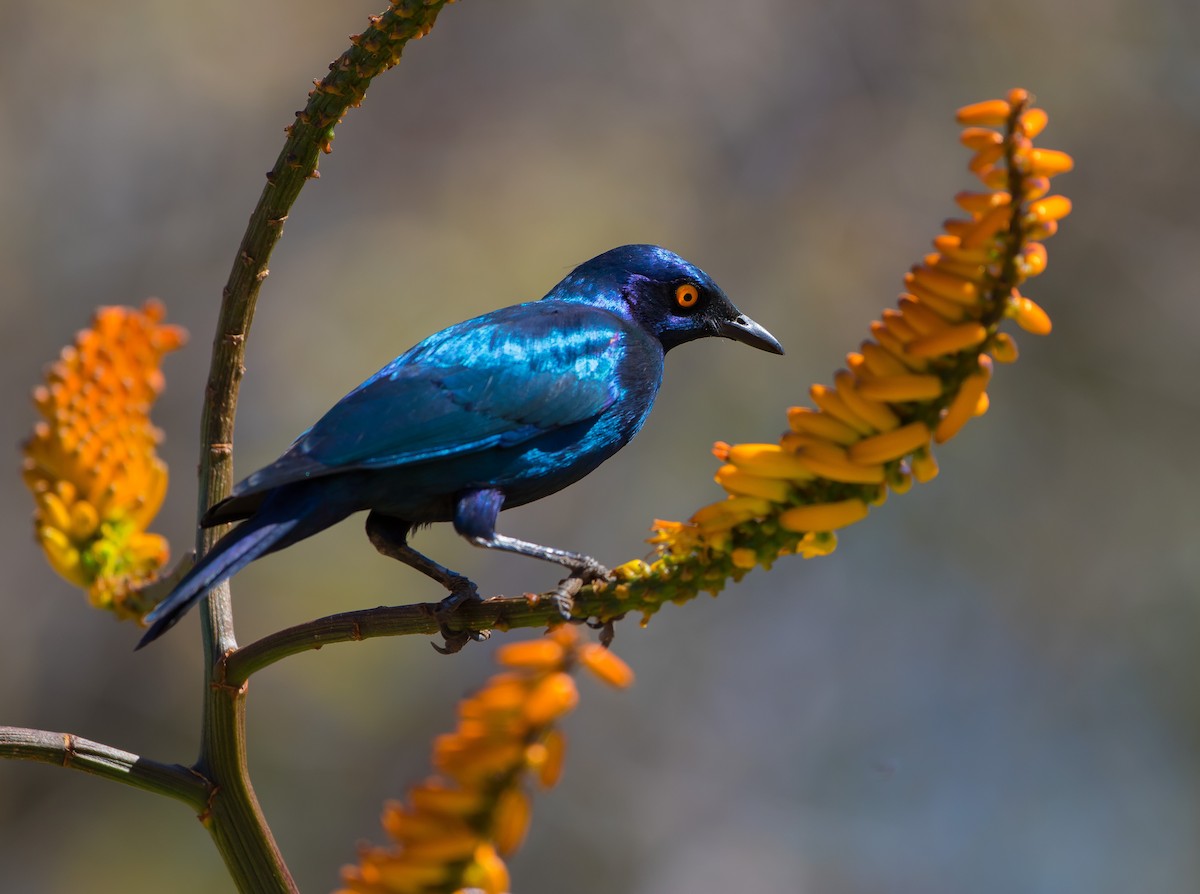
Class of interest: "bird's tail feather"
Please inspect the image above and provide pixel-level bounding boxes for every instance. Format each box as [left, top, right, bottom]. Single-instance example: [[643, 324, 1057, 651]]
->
[[135, 487, 351, 649], [135, 517, 294, 649]]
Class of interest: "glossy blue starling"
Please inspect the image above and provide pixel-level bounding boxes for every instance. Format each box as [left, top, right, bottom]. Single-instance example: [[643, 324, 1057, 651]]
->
[[138, 244, 782, 647]]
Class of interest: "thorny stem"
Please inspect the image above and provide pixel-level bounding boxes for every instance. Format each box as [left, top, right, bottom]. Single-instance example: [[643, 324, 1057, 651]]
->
[[0, 7, 461, 868], [190, 3, 455, 891], [225, 578, 607, 683]]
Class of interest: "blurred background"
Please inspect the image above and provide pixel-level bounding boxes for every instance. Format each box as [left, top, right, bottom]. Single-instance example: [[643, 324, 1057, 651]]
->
[[2, 0, 1198, 891]]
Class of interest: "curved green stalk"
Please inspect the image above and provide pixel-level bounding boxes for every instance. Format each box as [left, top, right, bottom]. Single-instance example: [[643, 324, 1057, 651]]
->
[[192, 3, 456, 890]]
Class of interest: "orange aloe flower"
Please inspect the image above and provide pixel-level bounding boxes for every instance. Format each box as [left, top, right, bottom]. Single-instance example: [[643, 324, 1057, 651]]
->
[[338, 626, 633, 894], [612, 89, 1072, 612], [22, 299, 187, 620]]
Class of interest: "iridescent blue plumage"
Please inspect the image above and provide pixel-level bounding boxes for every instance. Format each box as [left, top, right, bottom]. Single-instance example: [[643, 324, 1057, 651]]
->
[[138, 244, 782, 647]]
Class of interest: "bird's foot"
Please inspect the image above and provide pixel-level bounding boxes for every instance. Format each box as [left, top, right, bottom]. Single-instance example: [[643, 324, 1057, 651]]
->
[[432, 580, 489, 655], [573, 556, 611, 583], [547, 558, 612, 621], [587, 614, 624, 647], [548, 580, 577, 621]]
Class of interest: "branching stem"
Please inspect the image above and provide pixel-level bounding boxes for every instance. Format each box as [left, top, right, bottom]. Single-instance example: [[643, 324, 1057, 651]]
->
[[0, 726, 210, 810], [189, 4, 455, 891]]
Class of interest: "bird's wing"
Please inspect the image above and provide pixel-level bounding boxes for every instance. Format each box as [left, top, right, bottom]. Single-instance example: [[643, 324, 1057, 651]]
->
[[228, 303, 629, 499]]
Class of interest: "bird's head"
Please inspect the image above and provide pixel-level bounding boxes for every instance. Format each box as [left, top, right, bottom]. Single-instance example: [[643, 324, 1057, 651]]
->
[[549, 244, 784, 355]]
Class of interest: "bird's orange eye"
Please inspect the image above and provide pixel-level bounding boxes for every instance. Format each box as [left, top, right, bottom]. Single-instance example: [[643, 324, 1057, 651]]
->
[[675, 283, 700, 308]]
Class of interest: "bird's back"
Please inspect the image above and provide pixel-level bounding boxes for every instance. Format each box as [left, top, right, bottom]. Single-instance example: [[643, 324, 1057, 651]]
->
[[206, 300, 665, 525]]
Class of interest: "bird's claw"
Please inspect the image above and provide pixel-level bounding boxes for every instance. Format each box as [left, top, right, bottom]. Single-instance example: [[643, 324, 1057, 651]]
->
[[548, 560, 612, 621], [574, 557, 611, 583], [549, 581, 576, 621], [586, 614, 623, 647], [431, 580, 489, 655], [431, 626, 490, 655]]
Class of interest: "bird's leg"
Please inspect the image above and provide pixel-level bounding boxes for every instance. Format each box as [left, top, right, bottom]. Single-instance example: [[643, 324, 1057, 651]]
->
[[366, 511, 480, 604], [475, 533, 611, 580], [454, 489, 610, 620], [365, 511, 487, 652], [476, 533, 610, 618]]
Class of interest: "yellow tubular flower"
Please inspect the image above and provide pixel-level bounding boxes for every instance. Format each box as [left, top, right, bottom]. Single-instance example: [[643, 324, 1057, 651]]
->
[[860, 340, 911, 377], [491, 789, 531, 855], [522, 673, 579, 726], [882, 308, 921, 344], [857, 374, 944, 403], [833, 371, 901, 432], [987, 333, 1017, 364], [960, 203, 1014, 249], [577, 643, 637, 688], [810, 384, 875, 435], [535, 729, 566, 788], [724, 443, 819, 480], [779, 499, 870, 533], [630, 88, 1071, 596], [911, 448, 940, 483], [1018, 107, 1049, 138], [689, 496, 772, 526], [22, 300, 187, 621], [1027, 148, 1074, 177], [907, 266, 980, 306], [1009, 293, 1053, 334], [1029, 195, 1072, 223], [847, 422, 932, 466], [955, 98, 1013, 126], [904, 282, 970, 322], [714, 465, 794, 502], [905, 322, 989, 359], [898, 296, 952, 336], [462, 843, 510, 894], [794, 442, 886, 485], [338, 627, 633, 894], [953, 190, 1009, 214], [730, 547, 758, 570], [1018, 243, 1049, 279], [788, 406, 862, 445], [960, 126, 1003, 150], [496, 639, 567, 671], [870, 321, 929, 369], [935, 357, 994, 444]]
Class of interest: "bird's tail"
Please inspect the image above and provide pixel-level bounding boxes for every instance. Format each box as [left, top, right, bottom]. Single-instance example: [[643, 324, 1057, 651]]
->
[[135, 487, 350, 649]]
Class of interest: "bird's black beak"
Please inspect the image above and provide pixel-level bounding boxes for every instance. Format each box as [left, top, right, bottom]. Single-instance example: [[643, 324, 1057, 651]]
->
[[718, 312, 784, 355]]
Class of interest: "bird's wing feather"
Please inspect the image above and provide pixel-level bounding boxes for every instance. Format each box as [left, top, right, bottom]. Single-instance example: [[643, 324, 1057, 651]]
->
[[228, 303, 627, 499]]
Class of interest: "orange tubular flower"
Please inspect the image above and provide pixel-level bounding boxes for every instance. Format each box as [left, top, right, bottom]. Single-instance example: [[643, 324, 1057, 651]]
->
[[338, 627, 633, 894], [22, 300, 187, 620], [614, 89, 1071, 612]]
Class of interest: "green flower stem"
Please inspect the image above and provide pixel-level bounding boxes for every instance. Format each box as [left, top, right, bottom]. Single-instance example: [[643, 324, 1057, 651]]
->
[[191, 3, 455, 891], [0, 726, 210, 810], [223, 550, 747, 684], [223, 596, 574, 684]]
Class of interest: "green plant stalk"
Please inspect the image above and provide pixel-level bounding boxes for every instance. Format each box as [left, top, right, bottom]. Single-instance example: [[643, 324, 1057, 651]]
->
[[220, 567, 717, 684], [192, 3, 455, 891], [0, 726, 210, 809]]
